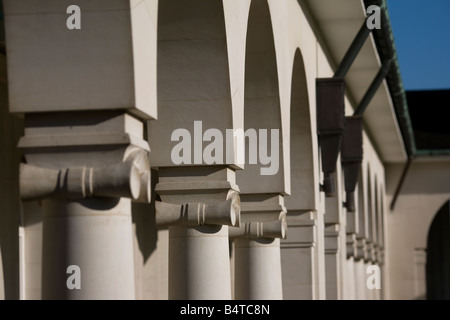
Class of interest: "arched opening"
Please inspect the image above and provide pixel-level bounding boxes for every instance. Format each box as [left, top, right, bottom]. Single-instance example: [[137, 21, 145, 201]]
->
[[285, 48, 315, 211], [151, 0, 235, 167], [145, 0, 239, 299], [379, 186, 386, 300], [426, 199, 450, 300], [237, 0, 284, 194], [280, 47, 316, 300], [376, 182, 385, 250]]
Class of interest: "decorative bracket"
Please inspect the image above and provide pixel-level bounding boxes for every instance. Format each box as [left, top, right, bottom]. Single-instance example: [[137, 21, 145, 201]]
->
[[20, 149, 151, 202], [355, 238, 368, 261], [229, 216, 287, 240], [346, 233, 357, 259], [155, 190, 240, 228]]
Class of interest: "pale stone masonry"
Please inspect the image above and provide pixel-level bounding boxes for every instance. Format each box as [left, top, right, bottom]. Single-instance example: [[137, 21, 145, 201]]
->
[[0, 0, 449, 300]]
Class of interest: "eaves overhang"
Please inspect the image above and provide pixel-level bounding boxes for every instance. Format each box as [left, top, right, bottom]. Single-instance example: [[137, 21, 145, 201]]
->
[[302, 0, 409, 163]]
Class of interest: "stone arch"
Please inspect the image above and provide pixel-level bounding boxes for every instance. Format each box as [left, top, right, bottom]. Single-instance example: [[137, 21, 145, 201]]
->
[[149, 0, 249, 168], [284, 48, 315, 212], [426, 199, 450, 299], [236, 0, 285, 194], [357, 165, 366, 238], [145, 0, 251, 300], [280, 46, 319, 300]]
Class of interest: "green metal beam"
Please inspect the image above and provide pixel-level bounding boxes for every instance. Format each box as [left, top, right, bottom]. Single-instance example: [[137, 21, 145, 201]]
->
[[353, 59, 392, 116], [333, 20, 372, 79]]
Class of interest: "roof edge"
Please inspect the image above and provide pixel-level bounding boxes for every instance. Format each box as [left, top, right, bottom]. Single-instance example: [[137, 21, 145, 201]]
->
[[363, 0, 417, 158]]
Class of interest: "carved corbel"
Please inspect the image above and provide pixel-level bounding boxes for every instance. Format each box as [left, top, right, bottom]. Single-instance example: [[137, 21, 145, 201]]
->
[[355, 238, 368, 261], [346, 233, 357, 258], [155, 190, 240, 228], [371, 244, 379, 264], [377, 247, 385, 265], [229, 216, 287, 240], [20, 149, 151, 202]]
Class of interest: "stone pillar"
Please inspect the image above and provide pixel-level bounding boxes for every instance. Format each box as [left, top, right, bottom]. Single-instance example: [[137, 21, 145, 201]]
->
[[364, 242, 377, 300], [281, 211, 319, 299], [41, 198, 136, 299], [365, 260, 374, 300], [353, 237, 367, 299], [3, 0, 158, 299], [355, 238, 368, 262], [324, 173, 344, 300], [346, 234, 357, 259], [133, 170, 170, 300], [155, 166, 240, 300], [18, 114, 152, 300], [343, 256, 356, 300], [368, 244, 381, 300], [343, 233, 357, 299], [345, 191, 359, 300], [378, 247, 385, 300], [325, 224, 341, 299], [231, 194, 286, 300]]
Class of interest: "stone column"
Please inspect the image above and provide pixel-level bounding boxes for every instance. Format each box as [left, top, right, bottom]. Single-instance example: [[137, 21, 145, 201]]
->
[[353, 237, 367, 299], [18, 114, 152, 300], [3, 0, 158, 299], [345, 196, 359, 300], [323, 173, 344, 300], [281, 210, 319, 299], [346, 234, 357, 259], [354, 257, 367, 300], [367, 244, 381, 300], [231, 194, 286, 300], [378, 247, 385, 300], [41, 198, 136, 299], [325, 224, 341, 299], [155, 166, 240, 300]]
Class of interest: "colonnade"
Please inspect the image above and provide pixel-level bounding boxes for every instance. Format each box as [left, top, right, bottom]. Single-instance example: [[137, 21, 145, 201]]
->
[[0, 0, 387, 300]]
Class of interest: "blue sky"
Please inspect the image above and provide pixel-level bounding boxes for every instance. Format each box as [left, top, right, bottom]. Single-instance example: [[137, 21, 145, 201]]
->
[[387, 0, 450, 90]]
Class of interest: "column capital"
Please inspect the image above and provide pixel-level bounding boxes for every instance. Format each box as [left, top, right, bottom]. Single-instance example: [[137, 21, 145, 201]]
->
[[370, 243, 380, 264], [325, 224, 340, 254], [20, 148, 151, 203], [281, 210, 317, 249], [231, 193, 286, 240], [155, 190, 240, 228], [346, 233, 357, 258], [229, 217, 287, 240], [377, 246, 385, 265], [354, 237, 368, 261], [155, 166, 241, 228]]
